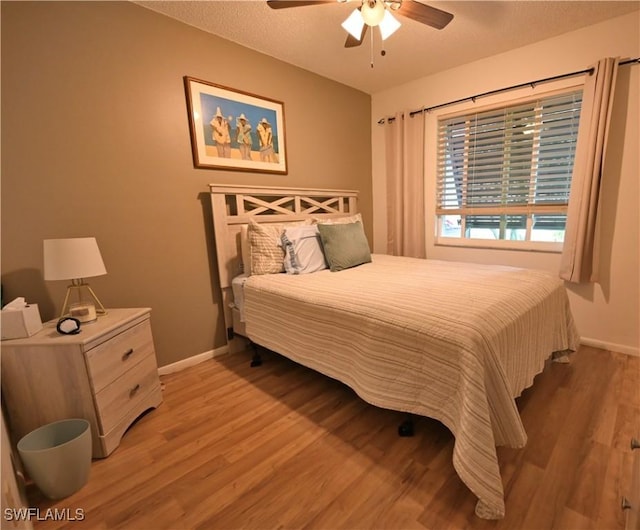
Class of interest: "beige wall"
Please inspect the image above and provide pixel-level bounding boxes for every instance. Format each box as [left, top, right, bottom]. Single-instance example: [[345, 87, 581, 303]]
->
[[372, 11, 640, 355], [1, 1, 372, 367]]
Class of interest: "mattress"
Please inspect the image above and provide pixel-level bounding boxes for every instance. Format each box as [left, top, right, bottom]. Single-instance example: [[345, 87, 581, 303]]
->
[[242, 254, 580, 519]]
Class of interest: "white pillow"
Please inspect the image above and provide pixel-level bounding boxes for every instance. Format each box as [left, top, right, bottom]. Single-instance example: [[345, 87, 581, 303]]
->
[[281, 225, 327, 274], [312, 213, 362, 225]]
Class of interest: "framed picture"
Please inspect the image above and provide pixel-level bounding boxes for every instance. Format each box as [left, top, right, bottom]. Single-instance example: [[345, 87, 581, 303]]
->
[[184, 76, 288, 174]]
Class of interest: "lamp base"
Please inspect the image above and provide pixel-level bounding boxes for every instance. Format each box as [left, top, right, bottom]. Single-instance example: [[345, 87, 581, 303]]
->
[[60, 281, 107, 321], [69, 302, 98, 323]]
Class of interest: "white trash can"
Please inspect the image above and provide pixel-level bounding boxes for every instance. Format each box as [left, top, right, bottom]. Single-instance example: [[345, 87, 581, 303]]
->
[[17, 418, 92, 499]]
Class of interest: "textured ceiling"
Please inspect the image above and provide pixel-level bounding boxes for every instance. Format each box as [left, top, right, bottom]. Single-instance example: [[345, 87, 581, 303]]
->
[[135, 0, 640, 94]]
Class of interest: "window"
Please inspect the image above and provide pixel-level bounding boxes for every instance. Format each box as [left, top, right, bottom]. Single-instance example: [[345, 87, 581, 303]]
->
[[436, 90, 582, 250]]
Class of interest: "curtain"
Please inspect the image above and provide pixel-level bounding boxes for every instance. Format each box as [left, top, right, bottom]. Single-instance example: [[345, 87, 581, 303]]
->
[[384, 111, 426, 258], [560, 57, 620, 283]]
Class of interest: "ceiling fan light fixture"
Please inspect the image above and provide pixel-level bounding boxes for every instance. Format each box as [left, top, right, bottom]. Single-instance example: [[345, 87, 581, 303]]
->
[[379, 9, 401, 40], [361, 0, 385, 26], [342, 8, 365, 40]]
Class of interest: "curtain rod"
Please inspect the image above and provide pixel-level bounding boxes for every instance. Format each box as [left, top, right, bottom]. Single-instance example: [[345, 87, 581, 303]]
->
[[378, 57, 640, 124]]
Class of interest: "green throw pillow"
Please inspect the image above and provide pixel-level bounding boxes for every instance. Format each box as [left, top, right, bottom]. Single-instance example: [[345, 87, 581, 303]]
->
[[317, 221, 372, 272]]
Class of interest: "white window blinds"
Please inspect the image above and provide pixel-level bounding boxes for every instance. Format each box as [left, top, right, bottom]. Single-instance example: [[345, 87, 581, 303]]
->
[[436, 90, 582, 238]]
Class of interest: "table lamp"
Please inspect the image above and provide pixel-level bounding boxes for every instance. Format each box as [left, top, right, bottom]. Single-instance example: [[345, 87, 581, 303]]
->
[[43, 237, 108, 322]]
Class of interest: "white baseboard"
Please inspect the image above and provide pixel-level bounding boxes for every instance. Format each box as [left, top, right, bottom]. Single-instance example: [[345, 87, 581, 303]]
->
[[580, 337, 639, 357], [158, 345, 229, 376]]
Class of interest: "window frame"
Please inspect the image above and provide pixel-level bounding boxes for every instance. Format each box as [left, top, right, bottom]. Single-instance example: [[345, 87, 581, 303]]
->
[[434, 85, 583, 253]]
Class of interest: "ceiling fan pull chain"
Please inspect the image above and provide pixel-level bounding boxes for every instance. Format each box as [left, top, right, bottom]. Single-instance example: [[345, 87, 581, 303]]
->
[[370, 25, 374, 68]]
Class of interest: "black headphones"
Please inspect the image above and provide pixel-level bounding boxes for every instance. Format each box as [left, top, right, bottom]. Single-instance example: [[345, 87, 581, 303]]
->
[[56, 317, 81, 335]]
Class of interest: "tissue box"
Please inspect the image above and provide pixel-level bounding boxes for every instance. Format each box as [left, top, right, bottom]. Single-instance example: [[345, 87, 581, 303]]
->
[[1, 304, 43, 340]]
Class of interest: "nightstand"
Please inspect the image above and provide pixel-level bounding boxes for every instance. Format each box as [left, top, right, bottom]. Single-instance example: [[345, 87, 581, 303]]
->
[[1, 308, 163, 458]]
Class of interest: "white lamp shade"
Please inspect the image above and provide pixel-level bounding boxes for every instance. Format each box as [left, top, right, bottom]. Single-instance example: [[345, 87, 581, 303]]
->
[[379, 9, 401, 40], [361, 0, 385, 26], [44, 238, 107, 281], [342, 8, 365, 40]]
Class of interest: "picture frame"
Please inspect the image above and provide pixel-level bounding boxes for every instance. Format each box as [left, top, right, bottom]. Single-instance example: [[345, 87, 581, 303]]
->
[[184, 76, 288, 174]]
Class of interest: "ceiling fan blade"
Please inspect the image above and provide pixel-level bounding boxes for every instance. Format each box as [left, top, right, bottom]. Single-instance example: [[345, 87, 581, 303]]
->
[[395, 0, 453, 29], [344, 24, 368, 48], [267, 0, 337, 8]]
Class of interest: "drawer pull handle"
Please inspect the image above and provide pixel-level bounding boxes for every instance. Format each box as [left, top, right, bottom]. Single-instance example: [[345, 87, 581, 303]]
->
[[129, 384, 141, 398], [122, 348, 134, 361], [631, 437, 640, 450], [622, 497, 632, 510]]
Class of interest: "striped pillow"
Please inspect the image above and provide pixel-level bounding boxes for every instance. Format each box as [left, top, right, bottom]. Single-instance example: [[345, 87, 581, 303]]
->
[[247, 219, 309, 275]]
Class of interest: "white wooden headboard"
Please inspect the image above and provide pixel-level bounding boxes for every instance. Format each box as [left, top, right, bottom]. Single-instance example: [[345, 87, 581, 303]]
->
[[209, 184, 359, 349]]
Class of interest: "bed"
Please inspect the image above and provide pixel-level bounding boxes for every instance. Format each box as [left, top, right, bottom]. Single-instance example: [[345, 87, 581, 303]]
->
[[209, 184, 580, 520]]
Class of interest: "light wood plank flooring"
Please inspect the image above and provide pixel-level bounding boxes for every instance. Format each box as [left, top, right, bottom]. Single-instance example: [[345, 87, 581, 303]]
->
[[26, 345, 639, 530]]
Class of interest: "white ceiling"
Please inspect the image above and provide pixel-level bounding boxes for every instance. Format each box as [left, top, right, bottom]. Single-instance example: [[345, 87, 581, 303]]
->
[[135, 0, 640, 94]]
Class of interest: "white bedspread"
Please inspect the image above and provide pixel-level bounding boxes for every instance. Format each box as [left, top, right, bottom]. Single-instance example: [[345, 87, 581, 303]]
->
[[242, 254, 580, 519]]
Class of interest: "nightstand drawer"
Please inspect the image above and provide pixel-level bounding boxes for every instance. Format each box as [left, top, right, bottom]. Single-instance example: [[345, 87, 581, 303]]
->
[[86, 320, 155, 393], [94, 352, 160, 434]]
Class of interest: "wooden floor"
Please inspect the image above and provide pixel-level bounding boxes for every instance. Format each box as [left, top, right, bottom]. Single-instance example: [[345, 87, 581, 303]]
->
[[27, 345, 639, 530]]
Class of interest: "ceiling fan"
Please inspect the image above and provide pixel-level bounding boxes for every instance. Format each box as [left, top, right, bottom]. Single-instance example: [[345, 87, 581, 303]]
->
[[266, 0, 454, 48]]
